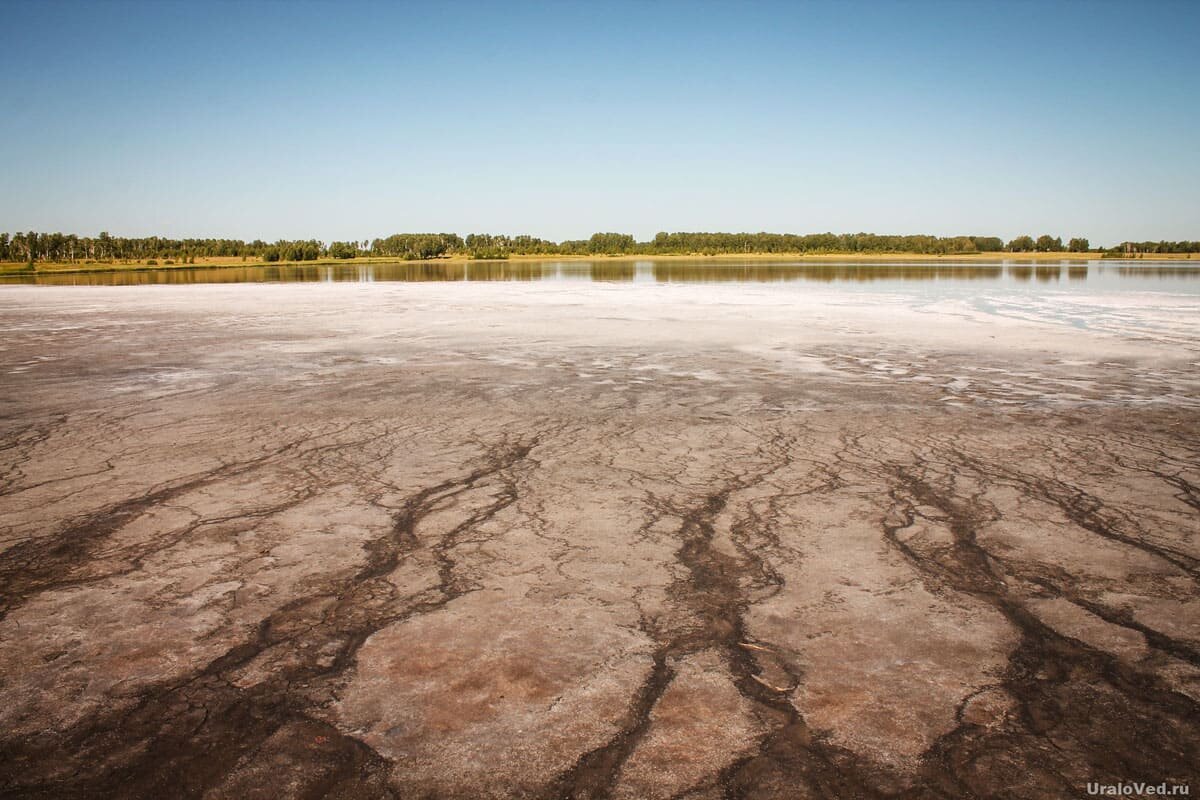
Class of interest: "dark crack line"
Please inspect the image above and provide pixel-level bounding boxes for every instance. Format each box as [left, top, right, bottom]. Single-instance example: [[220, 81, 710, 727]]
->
[[879, 462, 1200, 798], [0, 432, 545, 799]]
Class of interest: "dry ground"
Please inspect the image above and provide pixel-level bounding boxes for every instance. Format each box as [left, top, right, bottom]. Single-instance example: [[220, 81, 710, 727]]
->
[[0, 282, 1196, 799]]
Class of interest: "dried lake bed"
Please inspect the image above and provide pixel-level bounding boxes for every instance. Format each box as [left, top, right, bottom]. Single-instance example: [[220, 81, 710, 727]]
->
[[0, 268, 1197, 799]]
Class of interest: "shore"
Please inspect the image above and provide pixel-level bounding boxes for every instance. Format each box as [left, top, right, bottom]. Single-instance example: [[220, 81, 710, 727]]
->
[[0, 282, 1197, 798], [2, 249, 1193, 278]]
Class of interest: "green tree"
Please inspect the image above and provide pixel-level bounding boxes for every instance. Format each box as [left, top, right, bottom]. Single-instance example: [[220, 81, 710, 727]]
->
[[970, 236, 1005, 252], [1035, 235, 1063, 252], [587, 232, 636, 254], [329, 241, 358, 259], [1067, 237, 1089, 252], [1007, 235, 1035, 252]]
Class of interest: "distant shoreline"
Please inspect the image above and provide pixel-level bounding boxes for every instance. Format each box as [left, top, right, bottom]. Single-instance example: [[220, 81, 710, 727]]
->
[[2, 250, 1195, 278]]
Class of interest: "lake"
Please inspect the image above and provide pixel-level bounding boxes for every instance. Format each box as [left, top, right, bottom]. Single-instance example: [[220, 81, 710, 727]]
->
[[5, 258, 1200, 295]]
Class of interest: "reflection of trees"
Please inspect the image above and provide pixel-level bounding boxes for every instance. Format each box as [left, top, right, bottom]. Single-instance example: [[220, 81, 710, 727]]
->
[[1116, 267, 1200, 279], [588, 263, 635, 282], [651, 263, 1002, 283], [22, 259, 1200, 288], [26, 268, 261, 287], [462, 262, 537, 281], [374, 263, 466, 281]]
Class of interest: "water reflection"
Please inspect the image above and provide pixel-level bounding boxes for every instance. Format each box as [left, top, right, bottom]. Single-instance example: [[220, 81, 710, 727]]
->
[[652, 263, 1004, 283], [1115, 266, 1200, 278], [3, 259, 1199, 292]]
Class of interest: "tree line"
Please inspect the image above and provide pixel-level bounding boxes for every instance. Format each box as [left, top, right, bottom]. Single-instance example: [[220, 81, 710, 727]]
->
[[2, 230, 1196, 264], [1105, 240, 1200, 255]]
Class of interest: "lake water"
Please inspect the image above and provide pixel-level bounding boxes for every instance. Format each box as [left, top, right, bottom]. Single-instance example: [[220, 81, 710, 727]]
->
[[4, 259, 1200, 295]]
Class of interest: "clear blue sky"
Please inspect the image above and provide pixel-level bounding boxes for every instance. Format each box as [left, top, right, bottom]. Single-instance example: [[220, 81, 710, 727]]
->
[[2, 0, 1197, 246]]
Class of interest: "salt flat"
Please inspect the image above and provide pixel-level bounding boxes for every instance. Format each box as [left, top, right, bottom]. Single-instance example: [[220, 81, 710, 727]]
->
[[0, 281, 1197, 799]]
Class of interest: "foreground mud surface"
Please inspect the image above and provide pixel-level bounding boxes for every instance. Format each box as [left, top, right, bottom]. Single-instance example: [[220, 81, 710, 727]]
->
[[0, 283, 1197, 799]]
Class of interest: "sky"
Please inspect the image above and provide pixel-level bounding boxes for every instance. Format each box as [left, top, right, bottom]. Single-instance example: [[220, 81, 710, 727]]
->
[[1, 0, 1197, 247]]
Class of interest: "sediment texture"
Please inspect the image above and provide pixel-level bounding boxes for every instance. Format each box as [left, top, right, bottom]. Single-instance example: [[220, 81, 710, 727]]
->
[[0, 282, 1196, 798]]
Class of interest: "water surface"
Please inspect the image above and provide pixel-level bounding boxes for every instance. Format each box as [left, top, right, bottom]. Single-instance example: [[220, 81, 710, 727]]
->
[[5, 259, 1200, 295]]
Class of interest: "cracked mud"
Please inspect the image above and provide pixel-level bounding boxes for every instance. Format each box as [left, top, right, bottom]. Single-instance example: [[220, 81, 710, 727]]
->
[[0, 282, 1197, 799]]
